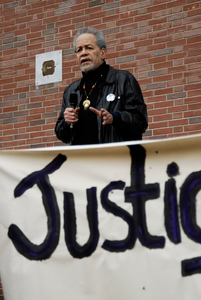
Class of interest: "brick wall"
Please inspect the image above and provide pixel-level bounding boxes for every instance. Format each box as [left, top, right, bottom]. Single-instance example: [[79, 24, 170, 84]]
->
[[0, 0, 201, 150], [0, 0, 201, 296]]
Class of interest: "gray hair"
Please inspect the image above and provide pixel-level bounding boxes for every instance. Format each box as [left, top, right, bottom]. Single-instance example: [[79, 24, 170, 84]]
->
[[73, 27, 107, 52]]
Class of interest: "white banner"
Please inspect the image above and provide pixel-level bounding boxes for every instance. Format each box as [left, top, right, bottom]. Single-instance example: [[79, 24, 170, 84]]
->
[[1, 135, 201, 300]]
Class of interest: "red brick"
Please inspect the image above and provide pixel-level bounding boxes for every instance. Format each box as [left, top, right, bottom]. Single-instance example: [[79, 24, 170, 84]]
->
[[42, 136, 58, 143], [153, 128, 172, 135], [154, 61, 173, 70], [3, 106, 18, 113], [154, 114, 172, 122], [168, 105, 188, 113], [149, 16, 167, 26], [173, 126, 184, 133], [150, 121, 168, 129], [188, 7, 201, 17], [173, 112, 183, 119], [184, 96, 200, 104], [2, 141, 18, 148], [148, 108, 167, 116], [155, 101, 174, 108], [0, 0, 200, 149], [184, 124, 201, 132], [167, 78, 186, 87], [153, 75, 172, 83], [3, 128, 18, 136], [30, 131, 46, 138], [30, 25, 46, 33], [155, 88, 173, 96], [26, 114, 42, 121], [26, 137, 42, 144], [184, 110, 201, 118], [184, 3, 201, 11], [169, 119, 188, 126], [30, 108, 45, 115]]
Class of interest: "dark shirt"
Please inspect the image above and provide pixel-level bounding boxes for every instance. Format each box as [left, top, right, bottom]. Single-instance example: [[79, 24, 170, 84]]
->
[[73, 62, 109, 145]]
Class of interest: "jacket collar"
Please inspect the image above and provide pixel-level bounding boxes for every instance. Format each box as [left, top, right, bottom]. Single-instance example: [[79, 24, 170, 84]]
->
[[104, 65, 116, 84]]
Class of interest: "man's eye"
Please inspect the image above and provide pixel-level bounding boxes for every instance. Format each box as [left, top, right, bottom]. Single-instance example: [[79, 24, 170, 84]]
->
[[86, 46, 93, 51], [76, 49, 82, 53]]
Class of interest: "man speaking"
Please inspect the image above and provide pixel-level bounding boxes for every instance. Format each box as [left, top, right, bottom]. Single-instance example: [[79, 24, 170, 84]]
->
[[55, 27, 148, 145]]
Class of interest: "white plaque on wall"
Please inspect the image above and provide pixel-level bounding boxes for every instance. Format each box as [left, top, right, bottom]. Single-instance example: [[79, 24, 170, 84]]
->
[[35, 50, 62, 86]]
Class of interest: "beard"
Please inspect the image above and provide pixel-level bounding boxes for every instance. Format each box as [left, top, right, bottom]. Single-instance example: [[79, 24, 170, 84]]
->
[[80, 61, 96, 74]]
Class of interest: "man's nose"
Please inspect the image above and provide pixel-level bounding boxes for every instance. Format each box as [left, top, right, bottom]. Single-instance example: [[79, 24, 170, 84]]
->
[[80, 47, 88, 55]]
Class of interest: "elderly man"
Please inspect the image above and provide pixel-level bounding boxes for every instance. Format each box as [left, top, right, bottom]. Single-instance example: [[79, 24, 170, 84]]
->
[[55, 27, 148, 145]]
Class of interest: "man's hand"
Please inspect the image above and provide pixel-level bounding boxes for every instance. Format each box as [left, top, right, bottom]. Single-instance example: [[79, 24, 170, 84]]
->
[[64, 107, 80, 125], [90, 107, 113, 125]]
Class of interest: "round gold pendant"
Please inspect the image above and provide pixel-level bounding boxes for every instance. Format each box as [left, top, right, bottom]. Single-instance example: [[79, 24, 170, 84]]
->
[[83, 99, 90, 110]]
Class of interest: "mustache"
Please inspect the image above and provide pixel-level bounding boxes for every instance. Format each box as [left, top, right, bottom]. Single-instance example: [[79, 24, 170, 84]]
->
[[80, 57, 92, 63]]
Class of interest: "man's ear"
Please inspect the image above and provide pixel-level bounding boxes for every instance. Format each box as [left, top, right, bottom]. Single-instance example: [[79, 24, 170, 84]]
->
[[101, 48, 106, 60]]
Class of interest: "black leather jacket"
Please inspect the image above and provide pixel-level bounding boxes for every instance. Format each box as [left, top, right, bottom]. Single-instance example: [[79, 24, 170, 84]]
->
[[55, 65, 148, 144]]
